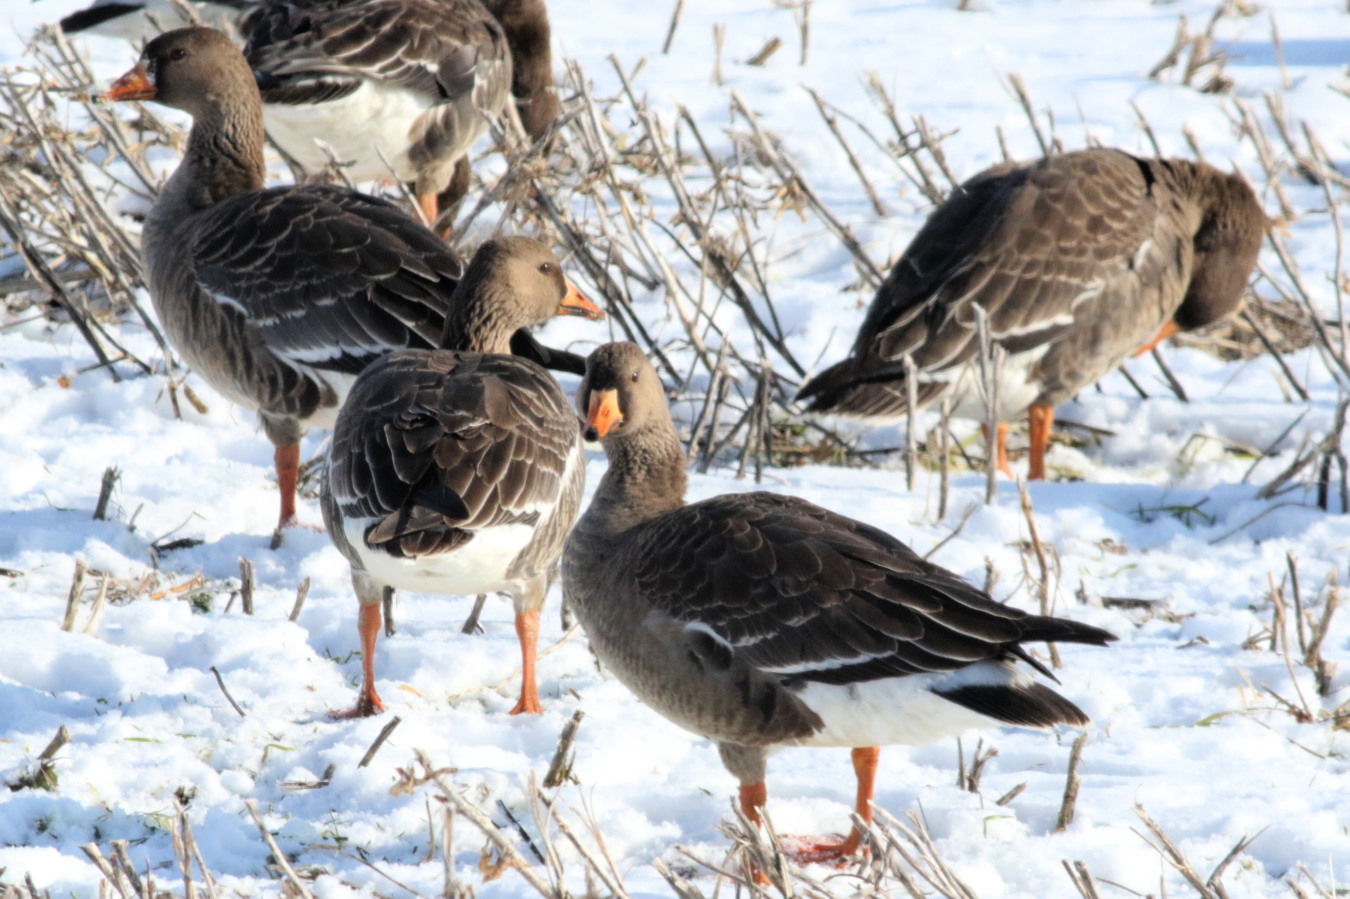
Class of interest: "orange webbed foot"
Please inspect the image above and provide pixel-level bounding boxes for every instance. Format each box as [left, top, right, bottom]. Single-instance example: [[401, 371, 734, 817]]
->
[[507, 695, 543, 715], [777, 833, 866, 867], [327, 691, 385, 720], [269, 518, 324, 550]]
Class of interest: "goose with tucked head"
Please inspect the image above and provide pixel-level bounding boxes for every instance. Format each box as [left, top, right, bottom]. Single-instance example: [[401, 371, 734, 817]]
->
[[798, 148, 1270, 481]]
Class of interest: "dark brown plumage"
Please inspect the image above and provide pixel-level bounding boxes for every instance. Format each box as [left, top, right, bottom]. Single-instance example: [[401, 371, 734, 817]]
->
[[564, 341, 1114, 863], [244, 0, 558, 229], [323, 236, 604, 718], [797, 148, 1270, 479], [482, 0, 560, 143], [99, 28, 581, 539]]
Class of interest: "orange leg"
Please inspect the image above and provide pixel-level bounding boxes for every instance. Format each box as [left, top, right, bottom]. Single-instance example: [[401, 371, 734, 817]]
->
[[841, 746, 879, 855], [329, 603, 386, 719], [739, 781, 767, 824], [416, 191, 439, 231], [1133, 318, 1180, 357], [274, 443, 300, 531], [779, 746, 879, 864], [507, 609, 543, 715], [737, 782, 773, 886], [981, 422, 1013, 477], [1027, 403, 1055, 481]]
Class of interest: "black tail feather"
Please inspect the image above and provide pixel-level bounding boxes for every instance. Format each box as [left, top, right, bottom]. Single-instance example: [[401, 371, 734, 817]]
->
[[1021, 616, 1117, 647], [1010, 616, 1116, 682], [937, 683, 1090, 728], [60, 2, 142, 34], [798, 357, 951, 419]]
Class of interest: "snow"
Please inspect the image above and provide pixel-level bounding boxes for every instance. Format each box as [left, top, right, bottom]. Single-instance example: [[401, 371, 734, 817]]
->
[[2, 1, 1349, 897]]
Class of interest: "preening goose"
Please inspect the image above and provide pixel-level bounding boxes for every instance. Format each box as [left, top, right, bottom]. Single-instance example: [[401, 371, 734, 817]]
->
[[99, 27, 581, 540], [322, 236, 603, 718], [563, 342, 1115, 863], [243, 0, 559, 230], [797, 148, 1269, 480]]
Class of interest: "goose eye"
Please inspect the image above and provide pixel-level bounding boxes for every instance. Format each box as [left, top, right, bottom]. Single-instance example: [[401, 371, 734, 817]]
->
[[169, 48, 187, 61]]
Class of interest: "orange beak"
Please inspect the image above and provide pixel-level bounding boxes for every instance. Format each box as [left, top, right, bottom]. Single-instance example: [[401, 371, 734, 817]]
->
[[558, 281, 604, 320], [98, 62, 156, 103], [584, 389, 622, 440], [1133, 318, 1180, 357]]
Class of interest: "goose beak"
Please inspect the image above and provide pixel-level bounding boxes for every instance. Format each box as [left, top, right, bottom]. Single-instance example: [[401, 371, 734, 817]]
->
[[584, 389, 622, 441], [99, 63, 156, 102], [558, 281, 604, 320]]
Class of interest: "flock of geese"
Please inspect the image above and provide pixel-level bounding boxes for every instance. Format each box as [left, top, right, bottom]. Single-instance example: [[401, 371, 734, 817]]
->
[[64, 0, 1273, 865]]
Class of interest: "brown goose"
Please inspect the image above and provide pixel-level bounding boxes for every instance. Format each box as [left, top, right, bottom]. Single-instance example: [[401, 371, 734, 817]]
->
[[99, 27, 580, 539], [322, 236, 603, 718], [243, 0, 559, 229], [563, 342, 1114, 863], [797, 148, 1270, 480]]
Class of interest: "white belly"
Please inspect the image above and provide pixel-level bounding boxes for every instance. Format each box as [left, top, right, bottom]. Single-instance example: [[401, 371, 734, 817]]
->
[[344, 518, 537, 597], [262, 82, 428, 183], [932, 344, 1050, 422], [788, 663, 1026, 749]]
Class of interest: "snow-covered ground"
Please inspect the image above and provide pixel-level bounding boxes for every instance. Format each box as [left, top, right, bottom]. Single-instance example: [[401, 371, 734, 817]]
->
[[2, 1, 1348, 896]]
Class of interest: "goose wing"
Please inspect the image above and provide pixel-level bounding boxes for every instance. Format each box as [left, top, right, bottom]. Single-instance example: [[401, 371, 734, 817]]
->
[[799, 149, 1162, 412], [189, 184, 460, 375], [327, 350, 579, 557], [629, 492, 1112, 686], [245, 0, 510, 109], [870, 148, 1159, 375]]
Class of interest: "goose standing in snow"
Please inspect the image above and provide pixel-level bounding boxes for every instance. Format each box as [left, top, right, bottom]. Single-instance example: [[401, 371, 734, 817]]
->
[[797, 148, 1269, 480], [323, 237, 603, 718], [563, 342, 1114, 862], [242, 0, 559, 230], [98, 27, 580, 541]]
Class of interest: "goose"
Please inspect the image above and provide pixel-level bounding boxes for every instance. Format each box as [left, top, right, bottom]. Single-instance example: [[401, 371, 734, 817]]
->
[[322, 236, 603, 718], [98, 27, 581, 540], [242, 0, 559, 230], [797, 148, 1270, 480], [563, 341, 1115, 863]]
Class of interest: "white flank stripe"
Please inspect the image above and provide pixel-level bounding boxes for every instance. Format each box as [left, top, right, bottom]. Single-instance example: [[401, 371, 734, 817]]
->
[[761, 653, 880, 676]]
